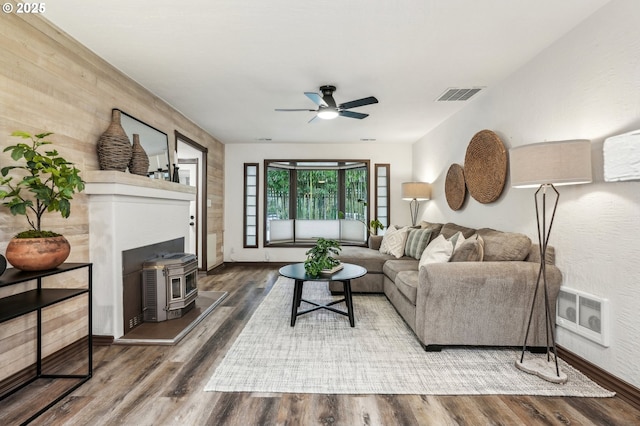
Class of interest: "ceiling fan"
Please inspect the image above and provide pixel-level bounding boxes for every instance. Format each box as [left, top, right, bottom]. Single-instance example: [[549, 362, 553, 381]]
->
[[275, 85, 378, 122]]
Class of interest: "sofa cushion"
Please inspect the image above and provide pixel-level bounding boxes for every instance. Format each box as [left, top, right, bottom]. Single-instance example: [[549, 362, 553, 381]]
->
[[450, 234, 485, 262], [379, 225, 410, 258], [395, 270, 419, 304], [526, 244, 556, 265], [404, 228, 433, 259], [337, 246, 402, 274], [368, 235, 383, 250], [419, 234, 454, 268], [383, 259, 419, 282], [476, 228, 531, 261], [440, 223, 477, 239], [419, 221, 444, 237]]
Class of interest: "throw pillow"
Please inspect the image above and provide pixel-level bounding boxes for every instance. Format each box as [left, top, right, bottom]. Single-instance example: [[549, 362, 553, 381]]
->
[[419, 234, 454, 268], [404, 228, 433, 260], [476, 228, 532, 261], [378, 225, 397, 254], [450, 234, 485, 262], [448, 231, 466, 251], [379, 225, 410, 258], [419, 220, 443, 236]]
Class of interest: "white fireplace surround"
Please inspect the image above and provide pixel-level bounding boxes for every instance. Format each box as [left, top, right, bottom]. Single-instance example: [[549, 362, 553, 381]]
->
[[84, 171, 196, 339]]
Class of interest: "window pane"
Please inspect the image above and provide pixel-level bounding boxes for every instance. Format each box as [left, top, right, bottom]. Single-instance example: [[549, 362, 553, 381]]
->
[[344, 167, 368, 222], [244, 163, 259, 248], [296, 170, 338, 220], [267, 167, 290, 220], [375, 164, 390, 231], [171, 278, 181, 299]]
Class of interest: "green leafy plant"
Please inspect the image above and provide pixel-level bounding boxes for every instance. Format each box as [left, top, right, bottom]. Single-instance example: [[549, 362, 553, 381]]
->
[[0, 131, 85, 237], [304, 238, 342, 277]]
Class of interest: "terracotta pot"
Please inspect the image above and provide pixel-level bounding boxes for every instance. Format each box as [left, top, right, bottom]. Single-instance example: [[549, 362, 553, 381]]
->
[[5, 235, 71, 271]]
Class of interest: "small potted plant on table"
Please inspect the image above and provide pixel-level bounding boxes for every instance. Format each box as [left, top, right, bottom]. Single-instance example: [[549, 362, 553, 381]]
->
[[304, 238, 342, 277], [0, 131, 85, 271]]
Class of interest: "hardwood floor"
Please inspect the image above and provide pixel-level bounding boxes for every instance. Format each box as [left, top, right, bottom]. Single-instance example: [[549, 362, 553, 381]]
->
[[2, 264, 640, 425]]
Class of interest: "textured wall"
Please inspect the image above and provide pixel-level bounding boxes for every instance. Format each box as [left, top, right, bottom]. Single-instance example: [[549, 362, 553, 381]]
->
[[0, 12, 224, 376], [412, 0, 640, 387], [0, 13, 225, 266]]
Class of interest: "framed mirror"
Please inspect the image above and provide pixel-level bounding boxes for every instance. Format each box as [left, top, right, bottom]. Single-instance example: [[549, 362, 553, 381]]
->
[[116, 109, 170, 179]]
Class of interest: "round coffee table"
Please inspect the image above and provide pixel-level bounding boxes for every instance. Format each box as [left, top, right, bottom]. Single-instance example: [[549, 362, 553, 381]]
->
[[279, 263, 367, 327]]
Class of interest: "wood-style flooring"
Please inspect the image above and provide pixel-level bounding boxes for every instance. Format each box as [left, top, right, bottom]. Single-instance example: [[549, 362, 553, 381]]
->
[[2, 264, 640, 425]]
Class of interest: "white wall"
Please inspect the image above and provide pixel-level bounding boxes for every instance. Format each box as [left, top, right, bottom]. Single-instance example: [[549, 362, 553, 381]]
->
[[225, 142, 413, 263], [413, 0, 640, 388]]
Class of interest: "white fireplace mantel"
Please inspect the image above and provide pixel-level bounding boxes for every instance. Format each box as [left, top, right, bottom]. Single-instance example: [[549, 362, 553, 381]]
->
[[84, 171, 196, 339]]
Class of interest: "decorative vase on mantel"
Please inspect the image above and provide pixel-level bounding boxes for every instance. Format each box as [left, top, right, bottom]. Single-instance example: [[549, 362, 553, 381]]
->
[[97, 109, 132, 172], [128, 134, 150, 176]]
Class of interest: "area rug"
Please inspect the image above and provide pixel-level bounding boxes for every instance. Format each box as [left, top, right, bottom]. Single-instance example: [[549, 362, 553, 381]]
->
[[205, 278, 613, 396]]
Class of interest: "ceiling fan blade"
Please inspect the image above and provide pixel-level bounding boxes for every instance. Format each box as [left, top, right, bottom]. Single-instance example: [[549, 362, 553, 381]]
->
[[339, 110, 369, 119], [339, 96, 379, 110], [304, 92, 328, 107], [275, 108, 317, 112]]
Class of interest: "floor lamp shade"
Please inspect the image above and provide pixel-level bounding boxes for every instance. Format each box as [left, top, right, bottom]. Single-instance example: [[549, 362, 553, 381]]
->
[[401, 182, 432, 200], [510, 140, 592, 188]]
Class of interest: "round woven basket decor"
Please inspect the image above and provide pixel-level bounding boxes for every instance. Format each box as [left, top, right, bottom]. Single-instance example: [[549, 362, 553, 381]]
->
[[464, 130, 507, 204], [445, 163, 466, 211]]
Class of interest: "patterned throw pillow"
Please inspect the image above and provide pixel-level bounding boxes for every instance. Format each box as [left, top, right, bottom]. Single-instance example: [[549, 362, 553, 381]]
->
[[404, 228, 433, 260], [419, 234, 454, 268], [378, 225, 397, 254], [379, 225, 410, 258]]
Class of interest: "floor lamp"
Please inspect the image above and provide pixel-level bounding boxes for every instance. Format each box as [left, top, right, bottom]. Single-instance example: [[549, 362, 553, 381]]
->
[[509, 139, 592, 383], [401, 182, 431, 226]]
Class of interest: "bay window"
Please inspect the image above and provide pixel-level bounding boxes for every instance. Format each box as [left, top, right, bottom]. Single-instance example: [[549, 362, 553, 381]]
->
[[264, 160, 369, 246]]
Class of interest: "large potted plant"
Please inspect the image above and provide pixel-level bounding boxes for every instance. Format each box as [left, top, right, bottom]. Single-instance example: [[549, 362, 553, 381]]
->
[[0, 131, 85, 271], [304, 238, 342, 277]]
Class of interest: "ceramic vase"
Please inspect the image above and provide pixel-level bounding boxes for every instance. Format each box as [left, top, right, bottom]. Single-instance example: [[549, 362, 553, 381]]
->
[[5, 236, 70, 271], [97, 109, 132, 172]]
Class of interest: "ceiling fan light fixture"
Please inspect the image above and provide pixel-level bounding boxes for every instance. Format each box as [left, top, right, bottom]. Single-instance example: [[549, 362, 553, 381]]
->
[[317, 108, 339, 120]]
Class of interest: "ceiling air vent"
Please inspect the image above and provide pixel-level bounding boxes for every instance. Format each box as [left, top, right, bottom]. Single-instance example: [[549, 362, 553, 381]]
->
[[436, 87, 484, 102]]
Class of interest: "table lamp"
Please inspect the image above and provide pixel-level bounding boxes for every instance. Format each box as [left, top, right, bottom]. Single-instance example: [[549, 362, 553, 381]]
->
[[401, 182, 431, 226]]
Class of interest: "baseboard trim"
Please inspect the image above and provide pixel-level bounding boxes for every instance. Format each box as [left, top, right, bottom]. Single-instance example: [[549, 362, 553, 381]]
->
[[557, 345, 640, 410], [93, 335, 114, 346]]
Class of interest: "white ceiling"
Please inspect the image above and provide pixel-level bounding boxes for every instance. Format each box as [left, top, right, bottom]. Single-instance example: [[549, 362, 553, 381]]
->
[[44, 0, 610, 145]]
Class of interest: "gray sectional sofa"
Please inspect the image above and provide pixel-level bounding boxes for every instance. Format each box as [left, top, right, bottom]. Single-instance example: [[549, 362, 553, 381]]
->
[[333, 221, 562, 350]]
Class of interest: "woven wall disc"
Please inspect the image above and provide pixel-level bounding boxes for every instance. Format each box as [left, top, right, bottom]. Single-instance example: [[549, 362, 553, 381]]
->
[[464, 130, 507, 204], [445, 163, 466, 211]]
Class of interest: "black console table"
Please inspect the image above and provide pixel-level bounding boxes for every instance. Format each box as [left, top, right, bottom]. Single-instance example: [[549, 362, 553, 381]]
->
[[0, 263, 92, 425]]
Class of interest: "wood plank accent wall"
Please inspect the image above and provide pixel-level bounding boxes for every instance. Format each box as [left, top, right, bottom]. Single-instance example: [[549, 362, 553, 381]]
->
[[0, 9, 225, 379]]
